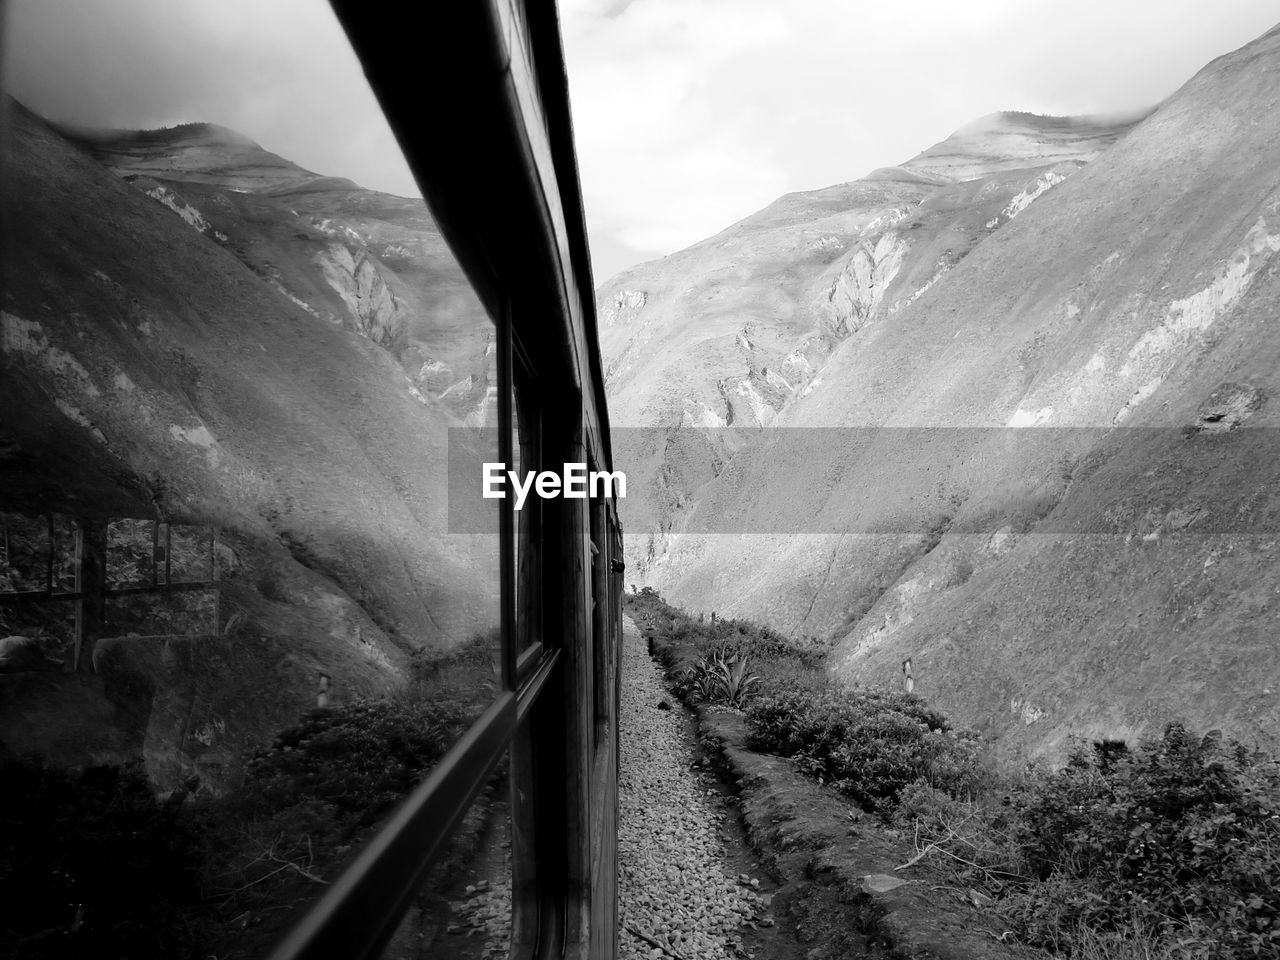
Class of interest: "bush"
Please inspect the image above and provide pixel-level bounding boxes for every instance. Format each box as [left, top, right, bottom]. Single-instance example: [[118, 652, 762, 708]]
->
[[238, 697, 471, 833], [1001, 723, 1280, 957], [196, 694, 479, 955], [746, 680, 984, 812], [677, 645, 762, 708], [408, 628, 501, 708]]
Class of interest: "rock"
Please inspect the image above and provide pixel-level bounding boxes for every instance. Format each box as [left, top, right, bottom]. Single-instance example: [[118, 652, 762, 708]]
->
[[861, 873, 912, 894]]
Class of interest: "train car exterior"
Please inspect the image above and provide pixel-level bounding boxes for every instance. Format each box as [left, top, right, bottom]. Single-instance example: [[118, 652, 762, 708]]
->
[[268, 2, 623, 959]]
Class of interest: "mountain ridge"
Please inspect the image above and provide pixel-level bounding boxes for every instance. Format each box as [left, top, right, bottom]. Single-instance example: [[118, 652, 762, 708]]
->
[[899, 108, 1152, 183]]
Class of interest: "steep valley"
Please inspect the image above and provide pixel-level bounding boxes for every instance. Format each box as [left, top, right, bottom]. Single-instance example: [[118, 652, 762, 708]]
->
[[600, 22, 1280, 762]]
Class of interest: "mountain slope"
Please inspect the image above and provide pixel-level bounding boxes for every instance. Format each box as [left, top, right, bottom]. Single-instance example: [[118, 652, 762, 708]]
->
[[601, 107, 1141, 566], [65, 119, 496, 421], [600, 22, 1280, 761]]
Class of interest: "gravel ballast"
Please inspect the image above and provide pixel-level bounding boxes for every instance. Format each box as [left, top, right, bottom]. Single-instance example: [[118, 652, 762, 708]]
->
[[618, 616, 767, 960]]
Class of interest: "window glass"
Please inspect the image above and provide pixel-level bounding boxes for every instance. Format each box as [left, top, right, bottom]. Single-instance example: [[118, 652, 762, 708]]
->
[[380, 762, 513, 960], [105, 518, 157, 588], [0, 512, 52, 593], [512, 353, 543, 652], [0, 514, 83, 668], [0, 2, 503, 955], [590, 489, 607, 747]]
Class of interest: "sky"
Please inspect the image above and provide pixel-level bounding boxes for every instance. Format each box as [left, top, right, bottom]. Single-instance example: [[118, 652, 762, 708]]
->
[[5, 1, 1279, 284]]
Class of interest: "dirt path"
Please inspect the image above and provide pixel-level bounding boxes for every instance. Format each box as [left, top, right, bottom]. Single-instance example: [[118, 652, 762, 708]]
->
[[618, 616, 806, 960]]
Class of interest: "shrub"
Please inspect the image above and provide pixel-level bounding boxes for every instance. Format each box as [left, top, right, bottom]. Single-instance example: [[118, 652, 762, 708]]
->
[[408, 627, 501, 708], [1065, 917, 1220, 960], [893, 780, 970, 834], [746, 681, 984, 812], [238, 697, 471, 833], [1001, 723, 1280, 957], [679, 645, 762, 708], [196, 694, 479, 955]]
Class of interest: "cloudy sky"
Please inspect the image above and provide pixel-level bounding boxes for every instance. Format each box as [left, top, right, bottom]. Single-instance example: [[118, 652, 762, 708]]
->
[[5, 1, 1278, 283]]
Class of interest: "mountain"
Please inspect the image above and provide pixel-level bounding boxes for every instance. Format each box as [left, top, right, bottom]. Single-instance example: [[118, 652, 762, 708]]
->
[[600, 23, 1280, 761], [64, 120, 497, 419], [901, 110, 1148, 182], [599, 109, 1142, 548], [0, 103, 498, 786]]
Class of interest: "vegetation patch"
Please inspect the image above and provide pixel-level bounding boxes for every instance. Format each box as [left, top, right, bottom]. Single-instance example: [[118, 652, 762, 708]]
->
[[1001, 725, 1280, 956], [746, 683, 985, 813], [0, 630, 498, 959], [629, 589, 1280, 959]]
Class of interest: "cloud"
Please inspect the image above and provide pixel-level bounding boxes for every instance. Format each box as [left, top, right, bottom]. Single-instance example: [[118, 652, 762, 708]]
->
[[562, 0, 795, 264], [6, 0, 1279, 285], [562, 0, 1280, 281], [2, 0, 420, 198]]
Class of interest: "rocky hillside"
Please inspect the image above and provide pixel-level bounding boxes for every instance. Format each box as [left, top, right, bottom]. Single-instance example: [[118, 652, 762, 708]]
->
[[600, 23, 1280, 762], [600, 108, 1141, 542], [0, 103, 498, 786], [66, 120, 497, 421]]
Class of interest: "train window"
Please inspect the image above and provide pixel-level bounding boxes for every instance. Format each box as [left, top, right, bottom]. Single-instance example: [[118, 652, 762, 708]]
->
[[590, 478, 609, 749]]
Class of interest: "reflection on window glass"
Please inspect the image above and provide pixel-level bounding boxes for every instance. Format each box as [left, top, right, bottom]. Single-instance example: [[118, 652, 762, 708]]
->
[[1, 514, 82, 668], [591, 494, 609, 747], [104, 589, 218, 638], [0, 0, 502, 954], [382, 763, 512, 960], [168, 524, 215, 582], [512, 360, 542, 651], [106, 518, 156, 587], [0, 512, 52, 593]]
